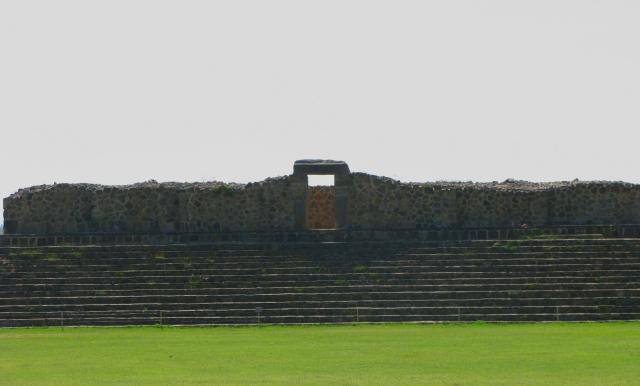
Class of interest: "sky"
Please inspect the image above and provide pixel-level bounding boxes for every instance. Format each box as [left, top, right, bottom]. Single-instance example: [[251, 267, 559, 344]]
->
[[1, 1, 639, 208]]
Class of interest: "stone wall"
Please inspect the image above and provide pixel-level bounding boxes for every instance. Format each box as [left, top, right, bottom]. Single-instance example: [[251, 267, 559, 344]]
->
[[346, 173, 640, 229], [3, 177, 302, 234], [4, 171, 640, 234]]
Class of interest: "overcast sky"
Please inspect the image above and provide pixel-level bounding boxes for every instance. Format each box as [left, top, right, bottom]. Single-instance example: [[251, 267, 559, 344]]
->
[[1, 1, 639, 207]]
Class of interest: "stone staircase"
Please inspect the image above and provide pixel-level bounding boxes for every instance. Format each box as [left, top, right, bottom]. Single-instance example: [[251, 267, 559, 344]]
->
[[1, 236, 639, 326]]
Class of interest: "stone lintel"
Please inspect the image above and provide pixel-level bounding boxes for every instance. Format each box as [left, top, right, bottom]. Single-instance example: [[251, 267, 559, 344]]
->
[[293, 159, 350, 176]]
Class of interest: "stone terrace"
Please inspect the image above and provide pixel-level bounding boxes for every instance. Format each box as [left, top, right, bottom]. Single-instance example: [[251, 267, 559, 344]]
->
[[1, 229, 639, 326]]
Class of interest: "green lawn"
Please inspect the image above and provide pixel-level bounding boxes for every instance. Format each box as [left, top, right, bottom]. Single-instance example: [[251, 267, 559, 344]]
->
[[1, 322, 639, 385]]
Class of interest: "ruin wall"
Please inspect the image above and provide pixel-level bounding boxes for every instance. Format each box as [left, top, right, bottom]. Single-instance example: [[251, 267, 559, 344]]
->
[[346, 173, 640, 228], [3, 177, 301, 234], [4, 172, 640, 234]]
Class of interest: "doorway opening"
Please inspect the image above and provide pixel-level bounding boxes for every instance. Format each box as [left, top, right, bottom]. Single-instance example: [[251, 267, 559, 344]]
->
[[305, 175, 336, 229], [293, 160, 350, 230]]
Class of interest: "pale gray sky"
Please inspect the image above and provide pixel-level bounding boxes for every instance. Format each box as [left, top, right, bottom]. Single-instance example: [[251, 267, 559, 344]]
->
[[1, 1, 639, 207]]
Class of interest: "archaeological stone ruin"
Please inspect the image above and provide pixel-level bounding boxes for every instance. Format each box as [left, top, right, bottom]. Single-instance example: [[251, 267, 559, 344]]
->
[[1, 160, 639, 326], [4, 159, 640, 235]]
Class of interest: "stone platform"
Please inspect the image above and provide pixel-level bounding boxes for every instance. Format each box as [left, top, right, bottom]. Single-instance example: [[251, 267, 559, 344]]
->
[[2, 224, 640, 247], [0, 226, 639, 326]]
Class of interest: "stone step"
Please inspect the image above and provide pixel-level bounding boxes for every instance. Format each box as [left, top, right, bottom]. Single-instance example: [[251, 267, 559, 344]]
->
[[408, 243, 639, 251], [3, 270, 639, 286], [3, 288, 637, 304], [3, 277, 638, 293], [5, 258, 640, 280], [7, 237, 639, 251], [3, 304, 640, 318], [5, 253, 640, 267], [3, 267, 639, 286], [6, 255, 640, 274], [5, 244, 640, 256], [1, 296, 638, 313], [6, 253, 640, 274], [2, 237, 639, 326], [2, 284, 636, 300], [1, 287, 638, 305], [16, 256, 640, 268], [2, 274, 635, 293], [3, 235, 640, 247], [2, 311, 640, 327], [10, 248, 640, 261], [4, 240, 640, 256], [3, 275, 638, 291], [2, 280, 638, 295]]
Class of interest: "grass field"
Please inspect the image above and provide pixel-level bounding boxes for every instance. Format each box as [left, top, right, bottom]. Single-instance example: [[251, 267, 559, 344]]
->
[[1, 322, 639, 385]]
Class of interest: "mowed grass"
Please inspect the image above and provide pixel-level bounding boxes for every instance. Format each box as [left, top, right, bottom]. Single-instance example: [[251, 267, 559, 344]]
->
[[1, 322, 640, 385]]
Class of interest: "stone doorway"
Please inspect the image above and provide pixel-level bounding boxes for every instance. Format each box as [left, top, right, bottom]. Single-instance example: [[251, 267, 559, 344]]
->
[[292, 160, 351, 230], [305, 180, 337, 229]]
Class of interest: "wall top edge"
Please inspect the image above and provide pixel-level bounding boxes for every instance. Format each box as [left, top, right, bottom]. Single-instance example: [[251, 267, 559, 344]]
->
[[5, 172, 640, 200]]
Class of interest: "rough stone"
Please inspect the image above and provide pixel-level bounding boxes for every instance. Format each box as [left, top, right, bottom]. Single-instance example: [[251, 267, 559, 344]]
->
[[3, 162, 640, 234]]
